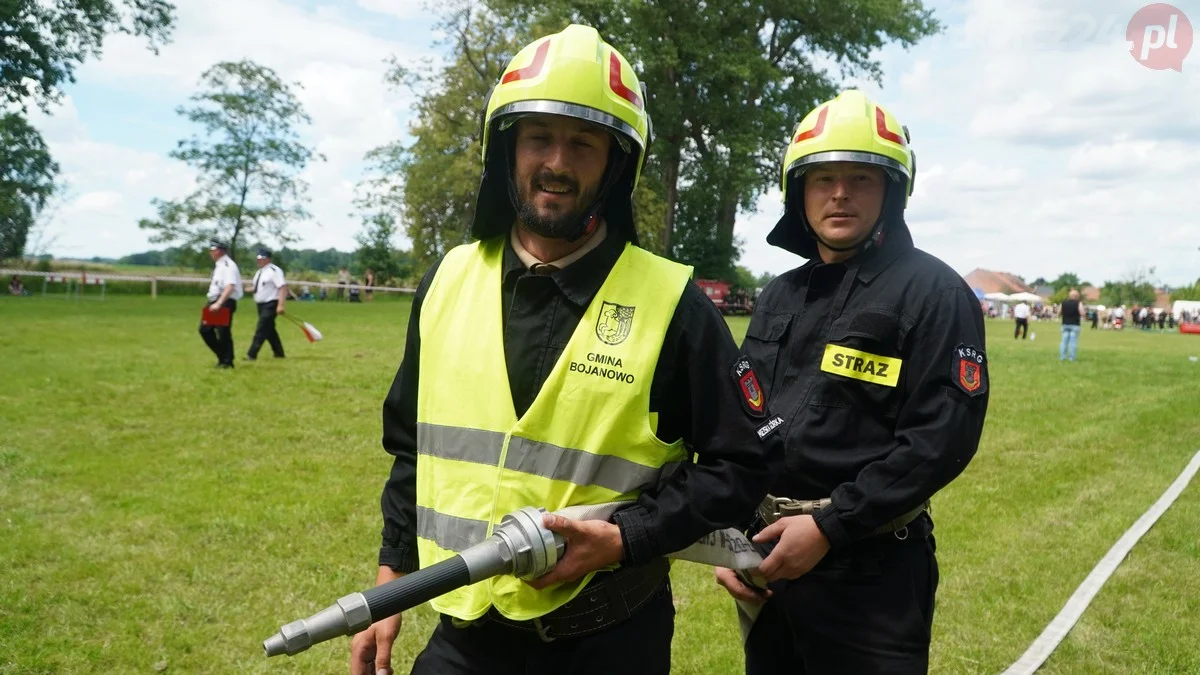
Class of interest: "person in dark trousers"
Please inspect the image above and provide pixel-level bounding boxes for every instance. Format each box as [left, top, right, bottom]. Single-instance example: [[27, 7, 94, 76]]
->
[[1059, 289, 1083, 361], [714, 90, 990, 675], [247, 248, 287, 360], [200, 240, 243, 368], [349, 25, 776, 675], [1013, 300, 1030, 339]]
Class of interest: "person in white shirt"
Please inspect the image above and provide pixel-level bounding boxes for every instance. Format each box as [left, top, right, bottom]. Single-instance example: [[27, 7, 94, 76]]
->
[[247, 248, 287, 360], [202, 240, 244, 368], [1013, 300, 1030, 339]]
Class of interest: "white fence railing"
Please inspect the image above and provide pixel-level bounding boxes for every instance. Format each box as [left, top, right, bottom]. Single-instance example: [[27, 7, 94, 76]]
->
[[2, 268, 416, 298]]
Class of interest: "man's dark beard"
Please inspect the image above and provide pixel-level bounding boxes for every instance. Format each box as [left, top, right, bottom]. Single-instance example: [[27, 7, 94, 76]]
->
[[515, 171, 598, 239]]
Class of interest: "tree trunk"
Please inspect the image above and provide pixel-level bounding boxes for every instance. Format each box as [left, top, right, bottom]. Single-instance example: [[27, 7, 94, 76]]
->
[[661, 144, 680, 257], [716, 185, 738, 275]]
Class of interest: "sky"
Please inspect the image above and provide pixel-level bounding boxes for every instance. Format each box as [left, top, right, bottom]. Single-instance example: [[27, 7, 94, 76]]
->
[[27, 0, 1200, 287]]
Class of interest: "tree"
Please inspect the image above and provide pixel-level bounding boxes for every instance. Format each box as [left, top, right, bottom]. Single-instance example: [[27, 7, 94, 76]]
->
[[0, 113, 59, 259], [1170, 279, 1200, 302], [493, 0, 940, 275], [1101, 267, 1157, 307], [354, 213, 412, 284], [1, 0, 175, 112], [1050, 272, 1088, 292], [138, 60, 322, 259]]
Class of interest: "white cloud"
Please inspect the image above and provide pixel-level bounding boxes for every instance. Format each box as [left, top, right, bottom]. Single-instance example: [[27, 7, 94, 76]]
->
[[900, 59, 931, 93], [356, 0, 432, 20], [1067, 136, 1200, 180]]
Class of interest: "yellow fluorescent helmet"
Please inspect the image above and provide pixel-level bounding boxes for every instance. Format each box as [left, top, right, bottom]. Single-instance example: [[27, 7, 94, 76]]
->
[[780, 90, 915, 205], [481, 24, 651, 187]]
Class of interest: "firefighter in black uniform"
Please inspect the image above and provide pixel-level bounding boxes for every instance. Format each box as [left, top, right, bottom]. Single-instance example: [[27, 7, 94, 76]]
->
[[349, 25, 776, 675], [715, 90, 990, 674]]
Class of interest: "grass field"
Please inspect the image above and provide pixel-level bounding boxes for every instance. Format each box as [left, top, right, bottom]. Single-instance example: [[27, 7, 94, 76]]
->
[[2, 295, 1198, 674]]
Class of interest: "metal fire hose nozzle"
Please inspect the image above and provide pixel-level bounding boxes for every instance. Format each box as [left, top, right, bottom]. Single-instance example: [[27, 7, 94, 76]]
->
[[263, 506, 565, 658]]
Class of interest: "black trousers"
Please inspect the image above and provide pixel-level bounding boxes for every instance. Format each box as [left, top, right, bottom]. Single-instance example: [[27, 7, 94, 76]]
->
[[248, 301, 285, 359], [1014, 317, 1028, 339], [199, 299, 237, 365], [745, 518, 938, 675], [410, 579, 674, 675]]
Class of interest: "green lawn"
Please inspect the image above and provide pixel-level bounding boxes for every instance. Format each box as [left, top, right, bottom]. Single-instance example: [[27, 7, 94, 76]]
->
[[2, 296, 1198, 674]]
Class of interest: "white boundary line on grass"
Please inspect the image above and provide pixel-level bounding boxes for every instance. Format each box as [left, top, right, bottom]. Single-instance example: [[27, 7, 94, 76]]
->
[[1002, 448, 1200, 675]]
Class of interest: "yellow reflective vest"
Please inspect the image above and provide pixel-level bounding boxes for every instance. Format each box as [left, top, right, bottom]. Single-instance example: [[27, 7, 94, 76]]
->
[[416, 236, 692, 621]]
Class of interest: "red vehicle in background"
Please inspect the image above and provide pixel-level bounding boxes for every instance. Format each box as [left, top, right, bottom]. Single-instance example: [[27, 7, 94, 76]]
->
[[695, 278, 754, 315]]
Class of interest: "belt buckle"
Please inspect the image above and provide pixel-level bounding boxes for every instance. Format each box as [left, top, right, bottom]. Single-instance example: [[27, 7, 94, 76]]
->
[[756, 496, 791, 523]]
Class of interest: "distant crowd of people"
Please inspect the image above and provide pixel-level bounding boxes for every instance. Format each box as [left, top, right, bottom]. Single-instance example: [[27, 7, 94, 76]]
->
[[294, 266, 377, 303]]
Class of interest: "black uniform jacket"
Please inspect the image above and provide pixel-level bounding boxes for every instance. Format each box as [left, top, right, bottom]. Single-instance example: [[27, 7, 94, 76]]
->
[[378, 227, 777, 572], [743, 222, 989, 549]]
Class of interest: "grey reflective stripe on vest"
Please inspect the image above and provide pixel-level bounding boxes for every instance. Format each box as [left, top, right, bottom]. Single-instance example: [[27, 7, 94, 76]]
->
[[416, 505, 490, 552], [417, 423, 505, 465], [417, 423, 673, 495], [506, 437, 675, 495]]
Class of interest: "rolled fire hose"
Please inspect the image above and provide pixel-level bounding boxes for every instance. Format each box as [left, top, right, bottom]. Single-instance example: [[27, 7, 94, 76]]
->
[[262, 502, 767, 658]]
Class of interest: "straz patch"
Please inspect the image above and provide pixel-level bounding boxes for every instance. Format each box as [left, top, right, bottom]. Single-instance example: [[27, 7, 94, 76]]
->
[[732, 357, 766, 418], [952, 344, 987, 396], [756, 415, 785, 440], [820, 345, 902, 387], [595, 301, 635, 345]]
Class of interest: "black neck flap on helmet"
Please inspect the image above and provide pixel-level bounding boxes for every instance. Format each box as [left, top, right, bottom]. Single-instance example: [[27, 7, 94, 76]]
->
[[470, 121, 641, 246]]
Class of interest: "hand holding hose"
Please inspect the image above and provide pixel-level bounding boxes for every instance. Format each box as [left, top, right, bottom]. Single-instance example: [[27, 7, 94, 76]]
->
[[525, 514, 623, 590]]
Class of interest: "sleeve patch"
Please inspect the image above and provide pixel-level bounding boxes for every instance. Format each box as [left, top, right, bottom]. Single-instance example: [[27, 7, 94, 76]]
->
[[732, 356, 767, 418], [951, 343, 987, 397]]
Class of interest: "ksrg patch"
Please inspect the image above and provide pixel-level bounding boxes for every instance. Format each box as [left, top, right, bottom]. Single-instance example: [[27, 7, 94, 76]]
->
[[732, 357, 766, 417], [951, 343, 987, 396]]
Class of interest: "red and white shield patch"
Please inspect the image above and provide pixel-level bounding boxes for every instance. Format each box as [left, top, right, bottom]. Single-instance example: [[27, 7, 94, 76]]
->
[[732, 357, 766, 417], [951, 344, 987, 397]]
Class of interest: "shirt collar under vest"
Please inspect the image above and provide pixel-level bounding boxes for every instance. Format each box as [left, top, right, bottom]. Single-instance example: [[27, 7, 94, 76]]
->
[[501, 223, 625, 309]]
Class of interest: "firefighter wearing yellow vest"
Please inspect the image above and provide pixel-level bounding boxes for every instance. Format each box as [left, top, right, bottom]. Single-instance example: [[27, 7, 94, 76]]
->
[[715, 91, 989, 673], [350, 25, 777, 675]]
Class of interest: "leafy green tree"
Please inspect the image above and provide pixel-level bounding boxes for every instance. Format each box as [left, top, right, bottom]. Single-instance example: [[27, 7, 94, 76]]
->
[[1169, 279, 1200, 302], [1101, 268, 1157, 307], [0, 0, 175, 111], [355, 213, 413, 285], [1049, 272, 1089, 293], [493, 0, 940, 275], [138, 60, 322, 259], [0, 113, 59, 259]]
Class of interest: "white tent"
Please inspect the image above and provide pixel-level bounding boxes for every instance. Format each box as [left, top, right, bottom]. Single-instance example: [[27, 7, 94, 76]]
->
[[1008, 291, 1046, 303], [1172, 300, 1200, 319], [984, 292, 1012, 302]]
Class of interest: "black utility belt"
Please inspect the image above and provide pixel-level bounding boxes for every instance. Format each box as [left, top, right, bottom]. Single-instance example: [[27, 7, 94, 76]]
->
[[479, 556, 670, 642]]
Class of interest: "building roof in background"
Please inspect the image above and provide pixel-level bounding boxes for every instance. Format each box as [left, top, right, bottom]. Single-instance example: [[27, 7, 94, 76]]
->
[[963, 268, 1034, 295]]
